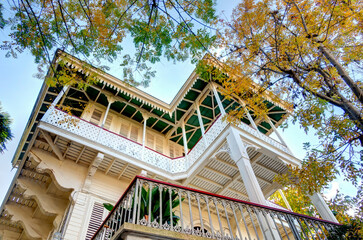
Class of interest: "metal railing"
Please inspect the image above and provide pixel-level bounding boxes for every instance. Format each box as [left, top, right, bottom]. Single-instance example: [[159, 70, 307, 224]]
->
[[92, 176, 340, 240]]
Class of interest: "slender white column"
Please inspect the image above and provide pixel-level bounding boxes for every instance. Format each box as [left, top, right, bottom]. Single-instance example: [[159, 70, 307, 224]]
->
[[141, 112, 149, 161], [267, 118, 287, 145], [182, 122, 188, 157], [42, 85, 70, 121], [243, 106, 258, 130], [195, 104, 206, 135], [310, 193, 339, 223], [278, 189, 292, 211], [227, 127, 281, 239], [211, 83, 226, 116], [227, 128, 266, 204], [101, 96, 115, 127], [195, 103, 208, 147], [59, 86, 71, 106], [142, 114, 148, 148]]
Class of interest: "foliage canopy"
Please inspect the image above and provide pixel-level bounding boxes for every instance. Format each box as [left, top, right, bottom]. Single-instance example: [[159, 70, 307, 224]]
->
[[212, 0, 363, 214], [2, 0, 217, 86], [0, 103, 13, 153]]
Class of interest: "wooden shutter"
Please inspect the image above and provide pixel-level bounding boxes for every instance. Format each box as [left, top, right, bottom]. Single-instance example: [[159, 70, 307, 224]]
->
[[90, 109, 102, 125], [119, 122, 129, 137], [104, 115, 113, 130], [175, 146, 181, 157], [169, 143, 181, 158], [130, 126, 139, 142], [155, 136, 163, 153], [169, 143, 175, 158], [85, 202, 104, 240], [146, 132, 154, 148]]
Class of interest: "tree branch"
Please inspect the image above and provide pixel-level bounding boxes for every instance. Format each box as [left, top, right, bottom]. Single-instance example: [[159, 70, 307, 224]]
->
[[319, 45, 363, 104]]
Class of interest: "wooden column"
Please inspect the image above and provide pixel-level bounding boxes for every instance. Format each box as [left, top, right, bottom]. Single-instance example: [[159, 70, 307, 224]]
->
[[42, 85, 70, 121], [243, 106, 259, 130], [101, 95, 115, 127], [310, 193, 339, 223], [195, 103, 208, 146], [141, 112, 149, 161], [182, 122, 188, 158], [211, 83, 226, 116], [226, 127, 281, 239], [195, 103, 206, 135]]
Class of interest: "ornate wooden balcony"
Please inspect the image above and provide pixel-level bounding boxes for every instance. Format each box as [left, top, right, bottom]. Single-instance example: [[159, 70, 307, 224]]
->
[[92, 176, 340, 240], [41, 107, 291, 174]]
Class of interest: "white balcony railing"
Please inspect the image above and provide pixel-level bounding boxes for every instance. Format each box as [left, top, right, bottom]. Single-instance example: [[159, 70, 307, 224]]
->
[[42, 107, 184, 173], [41, 108, 290, 174], [237, 122, 290, 154]]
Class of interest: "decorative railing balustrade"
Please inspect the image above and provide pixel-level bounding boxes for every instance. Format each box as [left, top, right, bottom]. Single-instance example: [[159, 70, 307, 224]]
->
[[41, 107, 184, 172], [42, 108, 290, 174], [237, 122, 290, 154], [92, 176, 340, 240]]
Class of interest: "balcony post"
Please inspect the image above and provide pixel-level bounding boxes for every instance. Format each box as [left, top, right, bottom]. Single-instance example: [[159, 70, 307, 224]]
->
[[211, 83, 226, 116], [141, 112, 149, 161], [195, 103, 207, 146], [310, 193, 339, 223], [227, 127, 281, 239], [42, 85, 70, 121], [278, 189, 292, 211], [243, 105, 259, 130], [101, 95, 116, 127], [182, 122, 188, 161]]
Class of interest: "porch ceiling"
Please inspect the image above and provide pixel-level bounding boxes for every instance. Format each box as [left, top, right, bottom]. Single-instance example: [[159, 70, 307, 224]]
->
[[34, 132, 143, 181], [185, 147, 288, 202]]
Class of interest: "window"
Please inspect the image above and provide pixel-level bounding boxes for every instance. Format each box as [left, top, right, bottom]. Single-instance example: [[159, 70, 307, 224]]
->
[[130, 126, 139, 142], [90, 109, 102, 125], [169, 142, 181, 158], [85, 202, 105, 240], [119, 122, 130, 137], [146, 132, 154, 148], [145, 132, 164, 153], [155, 136, 164, 153], [104, 115, 113, 130]]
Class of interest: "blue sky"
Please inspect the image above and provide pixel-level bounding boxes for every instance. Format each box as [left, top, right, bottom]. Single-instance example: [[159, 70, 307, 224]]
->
[[0, 0, 356, 208]]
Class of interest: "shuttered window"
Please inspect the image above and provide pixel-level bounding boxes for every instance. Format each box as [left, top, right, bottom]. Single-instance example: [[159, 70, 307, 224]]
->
[[155, 136, 163, 153], [119, 122, 129, 137], [104, 115, 113, 130], [85, 202, 104, 240], [90, 109, 103, 125], [170, 146, 175, 158], [146, 132, 154, 148], [169, 143, 181, 158], [130, 126, 139, 142]]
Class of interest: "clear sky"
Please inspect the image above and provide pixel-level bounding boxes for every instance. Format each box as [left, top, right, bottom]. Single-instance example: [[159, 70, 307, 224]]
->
[[0, 0, 356, 209]]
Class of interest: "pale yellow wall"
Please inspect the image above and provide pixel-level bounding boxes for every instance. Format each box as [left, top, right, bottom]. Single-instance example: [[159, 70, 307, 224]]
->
[[0, 229, 22, 240], [88, 171, 130, 201]]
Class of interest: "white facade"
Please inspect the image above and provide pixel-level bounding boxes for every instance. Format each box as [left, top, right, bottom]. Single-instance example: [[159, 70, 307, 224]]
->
[[0, 50, 337, 240]]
